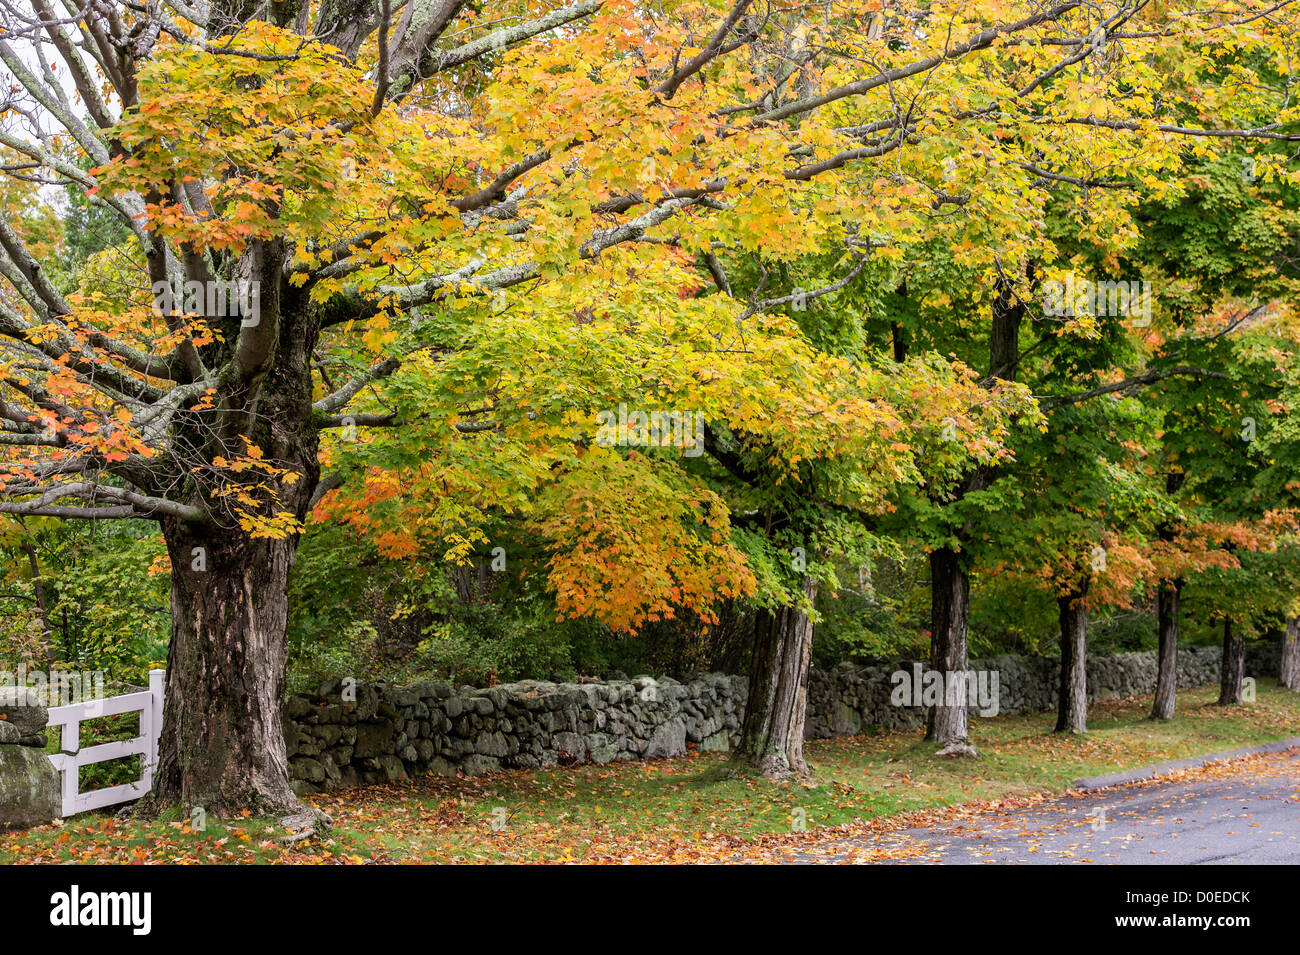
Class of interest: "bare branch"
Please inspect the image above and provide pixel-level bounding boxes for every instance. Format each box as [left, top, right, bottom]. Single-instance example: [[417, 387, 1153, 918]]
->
[[313, 356, 401, 413], [1041, 367, 1231, 409], [656, 0, 756, 99]]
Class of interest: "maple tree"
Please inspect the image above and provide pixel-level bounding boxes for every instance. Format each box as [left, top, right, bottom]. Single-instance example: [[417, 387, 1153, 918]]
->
[[1119, 151, 1300, 717], [2, 0, 1300, 819], [333, 0, 1300, 767], [872, 56, 1300, 741]]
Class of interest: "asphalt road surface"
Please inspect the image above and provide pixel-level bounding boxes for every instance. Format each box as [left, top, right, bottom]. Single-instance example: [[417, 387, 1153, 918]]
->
[[777, 749, 1300, 864], [886, 750, 1300, 864]]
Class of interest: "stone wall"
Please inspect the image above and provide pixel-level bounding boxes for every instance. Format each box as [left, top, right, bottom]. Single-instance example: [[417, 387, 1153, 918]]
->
[[285, 643, 1283, 794], [805, 644, 1275, 735], [0, 687, 60, 828]]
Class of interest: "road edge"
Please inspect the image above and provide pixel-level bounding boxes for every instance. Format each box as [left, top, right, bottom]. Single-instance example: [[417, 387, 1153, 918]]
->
[[1071, 736, 1300, 791]]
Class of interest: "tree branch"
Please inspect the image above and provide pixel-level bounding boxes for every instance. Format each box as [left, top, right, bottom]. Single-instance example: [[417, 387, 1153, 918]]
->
[[1041, 366, 1231, 409]]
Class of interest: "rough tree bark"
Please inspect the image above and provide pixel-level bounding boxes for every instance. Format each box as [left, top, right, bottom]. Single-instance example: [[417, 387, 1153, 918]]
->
[[926, 547, 974, 754], [141, 291, 322, 817], [1281, 616, 1300, 691], [987, 278, 1024, 382], [1055, 584, 1089, 733], [1150, 579, 1180, 720], [150, 525, 302, 815], [1217, 617, 1245, 705], [733, 576, 817, 779], [1150, 470, 1185, 720], [923, 279, 1024, 754]]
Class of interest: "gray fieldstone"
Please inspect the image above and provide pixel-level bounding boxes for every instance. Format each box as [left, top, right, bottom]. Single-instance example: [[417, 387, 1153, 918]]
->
[[277, 643, 1274, 792], [0, 686, 48, 738], [644, 718, 687, 759]]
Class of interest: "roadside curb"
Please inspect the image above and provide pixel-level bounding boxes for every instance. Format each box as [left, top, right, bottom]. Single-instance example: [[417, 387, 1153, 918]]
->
[[1071, 736, 1300, 791]]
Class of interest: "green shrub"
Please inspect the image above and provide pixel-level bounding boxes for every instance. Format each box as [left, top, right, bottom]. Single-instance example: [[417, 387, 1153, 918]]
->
[[413, 603, 576, 686]]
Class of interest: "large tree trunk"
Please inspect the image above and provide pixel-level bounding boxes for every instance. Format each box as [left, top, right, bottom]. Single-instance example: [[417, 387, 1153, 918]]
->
[[1218, 617, 1245, 705], [1055, 587, 1088, 733], [147, 523, 302, 816], [1150, 579, 1180, 720], [142, 283, 321, 818], [919, 279, 1024, 753], [1281, 616, 1300, 691], [734, 577, 816, 779], [1150, 469, 1185, 720], [926, 547, 975, 754]]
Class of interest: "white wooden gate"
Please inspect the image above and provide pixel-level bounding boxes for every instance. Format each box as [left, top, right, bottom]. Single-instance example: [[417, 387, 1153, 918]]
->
[[46, 669, 165, 817]]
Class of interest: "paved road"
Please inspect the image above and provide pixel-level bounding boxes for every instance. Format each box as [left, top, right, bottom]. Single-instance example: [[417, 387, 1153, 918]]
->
[[787, 750, 1300, 864]]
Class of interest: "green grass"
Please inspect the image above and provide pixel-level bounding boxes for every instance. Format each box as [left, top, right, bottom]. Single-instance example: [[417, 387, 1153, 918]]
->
[[304, 682, 1300, 862], [5, 682, 1298, 864]]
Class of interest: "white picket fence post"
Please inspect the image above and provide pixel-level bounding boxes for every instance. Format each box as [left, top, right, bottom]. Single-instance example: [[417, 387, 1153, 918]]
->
[[46, 668, 166, 818], [149, 668, 164, 780]]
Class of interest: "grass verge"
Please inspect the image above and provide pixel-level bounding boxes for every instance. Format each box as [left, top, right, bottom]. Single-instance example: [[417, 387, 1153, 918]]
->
[[3, 682, 1297, 864]]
